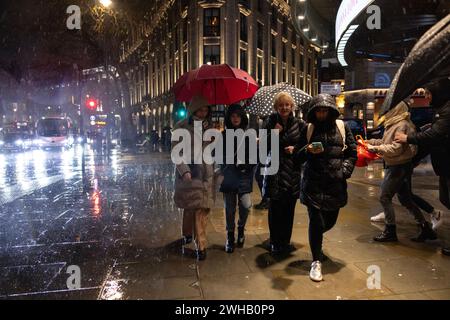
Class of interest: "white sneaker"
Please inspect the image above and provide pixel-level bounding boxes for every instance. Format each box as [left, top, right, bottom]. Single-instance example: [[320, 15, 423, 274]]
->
[[430, 210, 443, 230], [371, 212, 385, 222], [310, 261, 323, 282]]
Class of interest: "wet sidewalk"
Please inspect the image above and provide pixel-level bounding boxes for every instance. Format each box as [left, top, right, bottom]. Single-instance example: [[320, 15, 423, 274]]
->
[[0, 150, 449, 300]]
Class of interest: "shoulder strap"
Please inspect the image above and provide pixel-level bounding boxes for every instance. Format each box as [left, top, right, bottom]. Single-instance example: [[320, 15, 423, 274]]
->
[[335, 119, 347, 151], [307, 123, 314, 143]]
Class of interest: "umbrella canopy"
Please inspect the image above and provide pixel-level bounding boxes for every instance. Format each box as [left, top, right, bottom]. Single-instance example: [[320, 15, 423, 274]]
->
[[247, 82, 312, 117], [381, 14, 450, 115], [172, 64, 259, 105]]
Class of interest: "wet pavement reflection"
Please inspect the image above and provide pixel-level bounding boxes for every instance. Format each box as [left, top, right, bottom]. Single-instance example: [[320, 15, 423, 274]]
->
[[0, 148, 449, 300]]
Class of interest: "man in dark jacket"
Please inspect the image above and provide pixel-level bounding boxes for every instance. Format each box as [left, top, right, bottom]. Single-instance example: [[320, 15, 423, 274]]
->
[[296, 93, 357, 282], [220, 105, 256, 253], [263, 92, 306, 256], [395, 77, 450, 256]]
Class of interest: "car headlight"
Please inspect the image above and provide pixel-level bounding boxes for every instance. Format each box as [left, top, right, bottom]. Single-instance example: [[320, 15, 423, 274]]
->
[[77, 137, 83, 143], [0, 141, 4, 146], [15, 140, 24, 146]]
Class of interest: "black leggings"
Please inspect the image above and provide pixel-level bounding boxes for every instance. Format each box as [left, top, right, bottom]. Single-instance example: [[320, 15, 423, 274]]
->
[[308, 207, 340, 262]]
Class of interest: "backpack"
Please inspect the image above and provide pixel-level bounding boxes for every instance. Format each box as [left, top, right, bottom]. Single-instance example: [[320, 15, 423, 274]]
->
[[307, 119, 347, 151]]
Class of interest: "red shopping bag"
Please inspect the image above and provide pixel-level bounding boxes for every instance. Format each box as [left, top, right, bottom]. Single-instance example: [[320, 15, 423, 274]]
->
[[355, 135, 380, 167]]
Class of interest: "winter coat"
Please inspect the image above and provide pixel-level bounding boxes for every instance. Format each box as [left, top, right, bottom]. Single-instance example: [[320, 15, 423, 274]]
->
[[408, 101, 450, 177], [263, 112, 306, 200], [367, 101, 417, 166], [172, 116, 214, 210], [297, 94, 357, 211], [219, 105, 256, 194]]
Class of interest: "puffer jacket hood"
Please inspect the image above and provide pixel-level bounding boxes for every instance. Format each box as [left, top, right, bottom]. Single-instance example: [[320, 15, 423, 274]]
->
[[307, 94, 340, 123], [225, 104, 249, 130]]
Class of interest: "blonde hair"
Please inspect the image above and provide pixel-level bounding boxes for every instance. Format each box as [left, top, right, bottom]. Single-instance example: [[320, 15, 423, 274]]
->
[[273, 92, 295, 111]]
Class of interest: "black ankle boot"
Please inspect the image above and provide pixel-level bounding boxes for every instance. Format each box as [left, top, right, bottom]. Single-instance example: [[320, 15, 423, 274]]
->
[[442, 247, 450, 256], [225, 231, 235, 253], [374, 225, 398, 242], [236, 227, 245, 248], [196, 249, 207, 261], [411, 222, 438, 242]]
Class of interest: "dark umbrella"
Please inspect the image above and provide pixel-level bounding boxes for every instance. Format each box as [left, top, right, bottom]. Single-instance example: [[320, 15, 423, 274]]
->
[[381, 14, 450, 115], [247, 82, 312, 117]]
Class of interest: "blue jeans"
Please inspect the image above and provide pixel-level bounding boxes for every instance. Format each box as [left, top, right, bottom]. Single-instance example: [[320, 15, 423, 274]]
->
[[224, 193, 252, 232], [380, 162, 426, 226]]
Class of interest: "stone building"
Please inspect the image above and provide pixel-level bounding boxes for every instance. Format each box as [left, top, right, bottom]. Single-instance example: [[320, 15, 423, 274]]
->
[[120, 0, 322, 135]]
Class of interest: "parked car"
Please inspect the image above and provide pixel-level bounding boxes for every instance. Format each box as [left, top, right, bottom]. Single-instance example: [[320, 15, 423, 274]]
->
[[0, 132, 33, 152]]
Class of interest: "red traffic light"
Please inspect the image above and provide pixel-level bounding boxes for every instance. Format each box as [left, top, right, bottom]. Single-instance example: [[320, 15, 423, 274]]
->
[[86, 99, 97, 110]]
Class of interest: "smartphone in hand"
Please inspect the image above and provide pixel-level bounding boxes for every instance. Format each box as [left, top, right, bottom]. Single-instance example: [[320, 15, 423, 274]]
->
[[310, 142, 324, 153]]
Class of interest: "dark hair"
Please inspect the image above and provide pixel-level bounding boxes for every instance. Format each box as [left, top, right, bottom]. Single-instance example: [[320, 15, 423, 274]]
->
[[225, 104, 249, 129]]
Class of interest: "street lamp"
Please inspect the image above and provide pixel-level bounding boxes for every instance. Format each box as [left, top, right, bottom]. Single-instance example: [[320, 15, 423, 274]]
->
[[99, 0, 112, 8]]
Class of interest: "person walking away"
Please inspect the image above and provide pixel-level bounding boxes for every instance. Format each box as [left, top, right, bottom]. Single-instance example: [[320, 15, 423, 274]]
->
[[296, 94, 357, 282], [367, 101, 437, 243], [395, 78, 450, 255], [219, 105, 256, 253], [370, 134, 443, 230], [173, 95, 214, 261], [262, 92, 306, 256]]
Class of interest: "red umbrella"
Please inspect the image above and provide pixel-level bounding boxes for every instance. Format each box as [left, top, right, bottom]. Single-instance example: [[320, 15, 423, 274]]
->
[[173, 64, 259, 105]]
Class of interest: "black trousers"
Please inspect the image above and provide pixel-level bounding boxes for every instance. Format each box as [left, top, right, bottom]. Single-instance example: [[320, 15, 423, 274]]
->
[[268, 194, 297, 247], [308, 206, 340, 262]]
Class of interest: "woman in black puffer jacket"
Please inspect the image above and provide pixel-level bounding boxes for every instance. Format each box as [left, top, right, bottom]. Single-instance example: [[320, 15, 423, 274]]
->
[[296, 93, 357, 282], [220, 104, 256, 253], [262, 92, 306, 255]]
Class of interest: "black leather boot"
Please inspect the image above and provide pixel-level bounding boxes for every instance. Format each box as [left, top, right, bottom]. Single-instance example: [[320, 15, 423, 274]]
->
[[225, 231, 235, 253], [442, 247, 450, 256], [374, 225, 398, 242], [411, 222, 438, 242], [236, 227, 245, 248], [196, 249, 207, 261]]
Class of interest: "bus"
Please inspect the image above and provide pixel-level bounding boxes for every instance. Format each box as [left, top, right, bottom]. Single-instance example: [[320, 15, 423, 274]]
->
[[35, 117, 74, 149]]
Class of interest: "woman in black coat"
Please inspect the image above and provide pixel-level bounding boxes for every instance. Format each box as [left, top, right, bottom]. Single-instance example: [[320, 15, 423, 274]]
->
[[220, 104, 256, 253], [262, 92, 306, 255], [296, 93, 357, 282]]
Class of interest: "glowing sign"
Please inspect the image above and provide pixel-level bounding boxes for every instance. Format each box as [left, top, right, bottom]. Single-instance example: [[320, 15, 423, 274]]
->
[[336, 0, 375, 47]]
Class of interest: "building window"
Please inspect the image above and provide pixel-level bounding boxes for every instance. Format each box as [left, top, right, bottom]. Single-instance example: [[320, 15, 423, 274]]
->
[[291, 48, 296, 68], [257, 22, 264, 50], [240, 14, 248, 42], [204, 8, 220, 37], [271, 7, 277, 30], [300, 53, 304, 72], [257, 56, 263, 83], [182, 19, 188, 43], [183, 51, 188, 73], [240, 49, 248, 71], [292, 71, 296, 86], [282, 17, 288, 38], [282, 45, 287, 63], [308, 57, 312, 75], [271, 34, 276, 57], [238, 0, 250, 9], [204, 45, 220, 65], [282, 67, 287, 82], [257, 0, 263, 12], [271, 62, 276, 85]]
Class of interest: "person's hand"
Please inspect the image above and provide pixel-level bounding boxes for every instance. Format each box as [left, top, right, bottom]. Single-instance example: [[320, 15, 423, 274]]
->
[[394, 132, 408, 144], [367, 145, 377, 153], [182, 172, 192, 181], [274, 123, 283, 131], [307, 144, 323, 154], [285, 146, 295, 154]]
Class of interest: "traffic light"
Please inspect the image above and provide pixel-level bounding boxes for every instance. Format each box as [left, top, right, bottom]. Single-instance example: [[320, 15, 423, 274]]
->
[[174, 103, 187, 121], [86, 98, 98, 110]]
